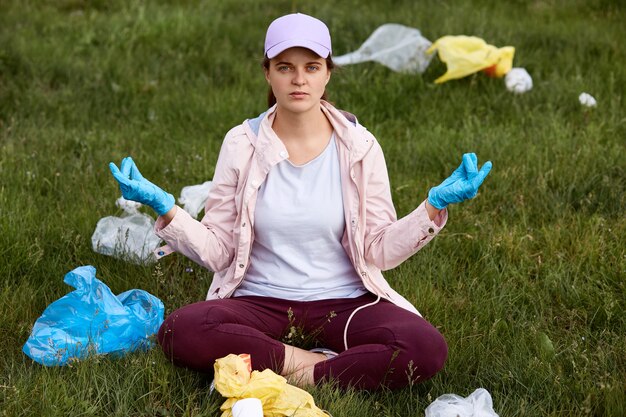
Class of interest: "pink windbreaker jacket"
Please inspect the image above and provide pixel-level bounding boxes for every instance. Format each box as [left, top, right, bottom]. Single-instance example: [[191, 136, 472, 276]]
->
[[153, 101, 447, 315]]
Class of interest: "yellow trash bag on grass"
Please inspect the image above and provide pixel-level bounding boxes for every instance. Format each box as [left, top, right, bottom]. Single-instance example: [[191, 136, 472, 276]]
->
[[427, 35, 515, 83], [214, 354, 328, 417]]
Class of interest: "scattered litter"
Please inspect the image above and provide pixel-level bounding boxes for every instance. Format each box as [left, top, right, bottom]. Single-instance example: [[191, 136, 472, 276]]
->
[[23, 265, 164, 366], [579, 92, 597, 107], [232, 398, 263, 417], [178, 181, 213, 219], [115, 196, 142, 214], [425, 388, 499, 417], [92, 197, 161, 264], [92, 213, 161, 264], [333, 24, 433, 73], [94, 180, 212, 264], [504, 67, 533, 94], [427, 36, 515, 83], [214, 353, 327, 417]]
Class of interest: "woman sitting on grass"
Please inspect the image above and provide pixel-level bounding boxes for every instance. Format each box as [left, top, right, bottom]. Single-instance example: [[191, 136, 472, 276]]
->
[[109, 12, 492, 390]]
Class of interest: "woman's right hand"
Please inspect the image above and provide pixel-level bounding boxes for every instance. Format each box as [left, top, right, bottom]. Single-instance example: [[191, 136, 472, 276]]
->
[[109, 156, 175, 216]]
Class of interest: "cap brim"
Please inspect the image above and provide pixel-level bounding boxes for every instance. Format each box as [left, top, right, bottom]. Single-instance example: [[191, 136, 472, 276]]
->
[[266, 39, 330, 59]]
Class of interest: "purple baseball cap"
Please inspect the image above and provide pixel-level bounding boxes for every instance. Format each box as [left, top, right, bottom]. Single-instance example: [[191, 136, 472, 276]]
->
[[264, 13, 332, 59]]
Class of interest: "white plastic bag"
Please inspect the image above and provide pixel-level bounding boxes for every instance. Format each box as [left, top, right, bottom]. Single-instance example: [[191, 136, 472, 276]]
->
[[334, 24, 433, 73], [91, 198, 161, 264], [232, 398, 263, 417], [579, 92, 597, 107], [178, 181, 213, 219], [505, 67, 533, 94], [115, 196, 142, 214], [425, 388, 499, 417]]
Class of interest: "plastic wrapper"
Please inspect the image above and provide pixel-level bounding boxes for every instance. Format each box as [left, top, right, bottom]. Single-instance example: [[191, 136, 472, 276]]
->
[[232, 398, 263, 417], [427, 36, 515, 83], [214, 354, 327, 417], [178, 181, 213, 219], [504, 67, 533, 94], [91, 198, 161, 264], [115, 196, 142, 214], [579, 92, 597, 107], [425, 388, 499, 417], [333, 24, 433, 73], [23, 265, 164, 366]]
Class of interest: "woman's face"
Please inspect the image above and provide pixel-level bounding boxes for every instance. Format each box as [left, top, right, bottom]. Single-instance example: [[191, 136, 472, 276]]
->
[[265, 47, 331, 114]]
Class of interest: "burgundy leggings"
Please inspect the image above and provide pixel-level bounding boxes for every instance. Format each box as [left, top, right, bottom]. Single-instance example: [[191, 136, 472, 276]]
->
[[157, 293, 447, 390]]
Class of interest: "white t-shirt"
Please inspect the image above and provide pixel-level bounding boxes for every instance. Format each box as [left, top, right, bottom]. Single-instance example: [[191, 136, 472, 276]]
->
[[233, 134, 367, 301]]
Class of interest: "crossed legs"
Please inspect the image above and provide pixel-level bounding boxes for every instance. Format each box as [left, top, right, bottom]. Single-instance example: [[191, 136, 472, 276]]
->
[[157, 294, 447, 390]]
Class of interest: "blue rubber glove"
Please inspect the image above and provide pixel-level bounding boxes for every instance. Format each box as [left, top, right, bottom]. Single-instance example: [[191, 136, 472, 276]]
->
[[428, 153, 492, 210], [109, 156, 175, 216]]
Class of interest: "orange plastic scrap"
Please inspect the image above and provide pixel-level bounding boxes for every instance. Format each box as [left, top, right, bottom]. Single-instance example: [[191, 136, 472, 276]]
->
[[427, 35, 515, 83], [214, 354, 328, 417]]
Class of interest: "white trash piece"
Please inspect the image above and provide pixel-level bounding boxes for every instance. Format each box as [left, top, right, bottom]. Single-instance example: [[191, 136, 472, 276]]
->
[[115, 196, 142, 214], [579, 92, 597, 107], [178, 181, 213, 219], [334, 24, 433, 73], [504, 67, 533, 94], [92, 198, 161, 264], [425, 388, 499, 417], [232, 398, 263, 417]]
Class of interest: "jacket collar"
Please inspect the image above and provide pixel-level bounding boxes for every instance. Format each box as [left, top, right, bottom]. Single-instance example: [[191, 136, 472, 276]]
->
[[243, 101, 373, 166], [319, 101, 373, 162]]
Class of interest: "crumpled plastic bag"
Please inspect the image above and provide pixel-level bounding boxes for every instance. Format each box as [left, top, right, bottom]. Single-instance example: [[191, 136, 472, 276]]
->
[[23, 265, 164, 366], [333, 24, 433, 73], [115, 196, 142, 214], [178, 181, 213, 219], [91, 197, 161, 264], [579, 92, 597, 107], [425, 388, 499, 417], [214, 354, 327, 417], [427, 36, 515, 83], [504, 67, 533, 94], [232, 398, 264, 417]]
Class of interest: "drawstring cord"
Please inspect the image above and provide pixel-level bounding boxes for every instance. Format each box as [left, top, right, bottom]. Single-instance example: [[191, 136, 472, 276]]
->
[[343, 294, 381, 351]]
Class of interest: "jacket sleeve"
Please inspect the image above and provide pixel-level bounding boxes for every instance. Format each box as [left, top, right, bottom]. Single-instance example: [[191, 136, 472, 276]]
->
[[154, 129, 242, 272], [362, 139, 447, 271]]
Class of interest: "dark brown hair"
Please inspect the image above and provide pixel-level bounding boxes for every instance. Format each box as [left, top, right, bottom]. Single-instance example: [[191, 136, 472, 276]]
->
[[262, 55, 335, 107]]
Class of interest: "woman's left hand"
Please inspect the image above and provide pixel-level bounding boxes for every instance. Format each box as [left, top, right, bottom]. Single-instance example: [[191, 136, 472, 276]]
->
[[427, 153, 492, 210]]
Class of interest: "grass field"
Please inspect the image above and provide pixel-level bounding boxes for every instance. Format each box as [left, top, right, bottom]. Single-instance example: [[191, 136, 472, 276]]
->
[[1, 0, 625, 416]]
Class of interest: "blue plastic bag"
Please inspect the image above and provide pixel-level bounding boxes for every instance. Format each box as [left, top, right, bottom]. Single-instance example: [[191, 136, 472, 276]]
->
[[23, 265, 164, 366]]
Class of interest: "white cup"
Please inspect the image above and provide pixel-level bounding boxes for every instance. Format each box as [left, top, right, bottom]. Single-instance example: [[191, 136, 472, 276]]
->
[[232, 397, 263, 417]]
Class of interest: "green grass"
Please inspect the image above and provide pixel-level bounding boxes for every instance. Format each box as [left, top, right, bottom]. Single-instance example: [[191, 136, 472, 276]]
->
[[1, 0, 624, 416]]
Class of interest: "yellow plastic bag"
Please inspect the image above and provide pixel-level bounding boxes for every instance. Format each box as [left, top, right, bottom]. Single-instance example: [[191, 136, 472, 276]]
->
[[214, 354, 328, 417], [427, 35, 515, 83]]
